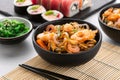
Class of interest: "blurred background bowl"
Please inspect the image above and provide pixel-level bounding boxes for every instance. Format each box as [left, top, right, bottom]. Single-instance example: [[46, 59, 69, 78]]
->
[[0, 17, 33, 44], [32, 18, 102, 66], [98, 3, 120, 42]]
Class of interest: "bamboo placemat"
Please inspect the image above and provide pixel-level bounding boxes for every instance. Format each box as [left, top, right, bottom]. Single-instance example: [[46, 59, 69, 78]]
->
[[1, 41, 120, 80], [0, 77, 4, 80]]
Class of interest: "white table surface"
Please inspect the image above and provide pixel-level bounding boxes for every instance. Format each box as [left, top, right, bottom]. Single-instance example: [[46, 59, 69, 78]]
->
[[0, 0, 120, 77]]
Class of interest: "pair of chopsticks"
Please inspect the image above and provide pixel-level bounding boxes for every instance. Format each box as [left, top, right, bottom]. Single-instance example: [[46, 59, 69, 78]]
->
[[19, 64, 78, 80]]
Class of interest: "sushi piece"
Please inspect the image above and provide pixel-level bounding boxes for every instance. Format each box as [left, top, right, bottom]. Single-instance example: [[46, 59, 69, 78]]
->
[[41, 10, 63, 21], [60, 0, 79, 17], [80, 0, 92, 10], [41, 0, 49, 10], [49, 0, 61, 10], [14, 0, 33, 14], [31, 0, 80, 17], [27, 5, 46, 21]]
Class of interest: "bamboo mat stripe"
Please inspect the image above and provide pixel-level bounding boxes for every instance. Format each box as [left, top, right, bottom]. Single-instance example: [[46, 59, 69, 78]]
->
[[2, 41, 120, 80], [0, 76, 9, 80]]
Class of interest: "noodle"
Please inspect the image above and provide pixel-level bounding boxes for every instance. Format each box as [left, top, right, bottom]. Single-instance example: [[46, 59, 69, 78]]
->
[[36, 22, 98, 54]]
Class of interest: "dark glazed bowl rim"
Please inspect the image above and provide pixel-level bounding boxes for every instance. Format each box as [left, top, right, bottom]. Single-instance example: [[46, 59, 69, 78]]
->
[[33, 18, 102, 56], [0, 17, 33, 40], [98, 3, 120, 31]]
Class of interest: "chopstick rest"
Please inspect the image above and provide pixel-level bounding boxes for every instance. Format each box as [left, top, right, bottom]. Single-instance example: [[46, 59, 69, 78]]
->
[[19, 64, 78, 80]]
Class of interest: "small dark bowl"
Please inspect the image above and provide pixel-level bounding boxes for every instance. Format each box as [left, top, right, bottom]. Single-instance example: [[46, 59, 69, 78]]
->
[[0, 17, 33, 45], [98, 3, 120, 42], [32, 18, 102, 66]]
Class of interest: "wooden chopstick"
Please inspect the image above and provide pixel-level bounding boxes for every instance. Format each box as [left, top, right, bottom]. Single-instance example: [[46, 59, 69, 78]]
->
[[19, 64, 78, 80]]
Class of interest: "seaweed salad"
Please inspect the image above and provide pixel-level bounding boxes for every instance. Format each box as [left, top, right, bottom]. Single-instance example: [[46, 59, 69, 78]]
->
[[0, 19, 29, 38]]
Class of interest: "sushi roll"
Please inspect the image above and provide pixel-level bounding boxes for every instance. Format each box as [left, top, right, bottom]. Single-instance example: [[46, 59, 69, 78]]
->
[[49, 0, 61, 10], [31, 0, 80, 17], [14, 0, 33, 14], [27, 5, 46, 21], [60, 0, 79, 17], [41, 10, 63, 21]]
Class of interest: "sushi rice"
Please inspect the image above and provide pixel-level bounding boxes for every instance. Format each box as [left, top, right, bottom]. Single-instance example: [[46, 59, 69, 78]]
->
[[27, 5, 46, 15], [41, 10, 63, 21]]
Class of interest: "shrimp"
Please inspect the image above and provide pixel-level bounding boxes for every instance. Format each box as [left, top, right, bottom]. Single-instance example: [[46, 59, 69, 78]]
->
[[107, 13, 120, 22], [63, 23, 74, 32], [66, 43, 80, 53], [37, 32, 50, 42], [37, 32, 59, 51], [71, 29, 98, 42], [37, 32, 59, 44], [81, 30, 98, 40], [46, 24, 57, 32], [102, 8, 113, 18]]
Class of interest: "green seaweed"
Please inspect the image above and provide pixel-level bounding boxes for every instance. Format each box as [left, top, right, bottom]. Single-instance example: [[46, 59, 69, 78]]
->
[[0, 19, 29, 38]]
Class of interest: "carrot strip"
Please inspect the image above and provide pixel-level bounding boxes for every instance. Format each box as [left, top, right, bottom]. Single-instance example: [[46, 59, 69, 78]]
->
[[36, 39, 48, 50]]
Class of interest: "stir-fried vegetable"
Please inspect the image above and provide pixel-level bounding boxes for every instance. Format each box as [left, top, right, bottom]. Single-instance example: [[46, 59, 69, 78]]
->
[[0, 19, 29, 38]]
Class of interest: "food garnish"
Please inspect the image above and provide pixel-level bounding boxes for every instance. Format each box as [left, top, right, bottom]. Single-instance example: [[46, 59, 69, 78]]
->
[[30, 5, 40, 10], [16, 0, 25, 2], [45, 10, 54, 15]]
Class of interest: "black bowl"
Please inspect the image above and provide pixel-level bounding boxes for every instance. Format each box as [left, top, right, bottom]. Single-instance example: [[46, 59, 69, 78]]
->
[[0, 17, 33, 44], [32, 18, 102, 66], [98, 3, 120, 42]]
